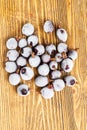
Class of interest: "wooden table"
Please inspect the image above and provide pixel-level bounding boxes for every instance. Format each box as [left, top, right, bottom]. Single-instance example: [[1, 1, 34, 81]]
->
[[0, 0, 87, 130]]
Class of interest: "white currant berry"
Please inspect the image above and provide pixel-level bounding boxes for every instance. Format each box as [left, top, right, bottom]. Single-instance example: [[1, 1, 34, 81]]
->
[[6, 50, 19, 61], [5, 61, 17, 73], [50, 70, 62, 79], [46, 44, 56, 57], [6, 38, 17, 49], [27, 35, 38, 47], [53, 79, 65, 91], [18, 38, 27, 48], [22, 23, 34, 36], [20, 67, 34, 80], [41, 87, 54, 99], [35, 76, 49, 87], [16, 56, 27, 67], [57, 43, 68, 53], [61, 58, 74, 72], [21, 47, 32, 58], [56, 28, 68, 42], [33, 45, 45, 56], [43, 20, 54, 33], [68, 50, 78, 60], [9, 73, 21, 86], [49, 61, 58, 70], [55, 53, 63, 62], [17, 84, 30, 96], [41, 54, 51, 63], [64, 75, 76, 87], [28, 55, 40, 67], [38, 64, 50, 76]]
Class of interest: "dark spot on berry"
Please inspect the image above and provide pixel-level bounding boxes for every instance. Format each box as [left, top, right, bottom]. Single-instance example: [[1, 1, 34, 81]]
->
[[70, 79, 75, 85], [65, 65, 69, 70], [21, 68, 26, 74], [30, 42, 33, 46], [33, 48, 38, 54], [52, 65, 55, 68], [21, 48, 24, 54], [60, 29, 64, 33], [51, 50, 56, 57], [21, 89, 27, 95]]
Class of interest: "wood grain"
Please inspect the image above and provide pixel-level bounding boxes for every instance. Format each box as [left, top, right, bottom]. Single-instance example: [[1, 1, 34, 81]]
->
[[0, 0, 87, 130]]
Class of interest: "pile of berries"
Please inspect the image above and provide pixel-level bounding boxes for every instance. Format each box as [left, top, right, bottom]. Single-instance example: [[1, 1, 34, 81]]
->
[[5, 20, 78, 99]]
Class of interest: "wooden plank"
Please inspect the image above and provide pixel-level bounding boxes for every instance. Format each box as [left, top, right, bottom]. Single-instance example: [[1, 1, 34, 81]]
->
[[0, 0, 87, 130]]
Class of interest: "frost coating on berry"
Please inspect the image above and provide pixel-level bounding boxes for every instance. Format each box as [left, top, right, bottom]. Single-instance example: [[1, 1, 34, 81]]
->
[[46, 44, 56, 56], [9, 73, 21, 86], [34, 45, 45, 55], [49, 61, 58, 70], [38, 64, 50, 76], [18, 38, 27, 48], [56, 28, 68, 42], [68, 50, 78, 60], [41, 54, 51, 63], [57, 43, 68, 53], [35, 76, 49, 87], [53, 79, 65, 91], [6, 50, 19, 61], [17, 84, 30, 96], [64, 75, 76, 87], [20, 67, 34, 80], [55, 53, 63, 62], [16, 56, 27, 67], [22, 23, 34, 36], [50, 70, 61, 79], [61, 58, 74, 72], [43, 20, 54, 33], [6, 38, 17, 49], [41, 87, 54, 99], [5, 61, 17, 73], [27, 35, 38, 47], [28, 55, 40, 67], [21, 47, 32, 58]]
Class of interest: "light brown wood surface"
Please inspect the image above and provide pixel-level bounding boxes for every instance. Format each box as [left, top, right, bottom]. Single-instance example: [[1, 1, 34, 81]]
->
[[0, 0, 87, 130]]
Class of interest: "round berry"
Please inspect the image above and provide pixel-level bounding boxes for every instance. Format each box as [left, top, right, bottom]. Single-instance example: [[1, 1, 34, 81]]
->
[[16, 56, 27, 67], [6, 50, 19, 61], [43, 20, 54, 33], [27, 35, 38, 47], [22, 23, 34, 36], [41, 54, 51, 63], [68, 50, 78, 60], [57, 43, 68, 53], [38, 64, 50, 76], [46, 44, 56, 57], [35, 76, 49, 87], [50, 70, 62, 79], [5, 61, 17, 73], [53, 79, 65, 91], [49, 61, 58, 70], [33, 45, 45, 55], [28, 55, 40, 67], [18, 38, 27, 48], [21, 47, 32, 58], [55, 53, 63, 62], [6, 38, 17, 49], [64, 75, 76, 87]]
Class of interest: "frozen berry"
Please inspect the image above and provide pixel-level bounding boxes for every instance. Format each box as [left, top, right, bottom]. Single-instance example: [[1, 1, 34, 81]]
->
[[61, 58, 74, 72], [21, 47, 32, 58], [17, 84, 30, 96], [57, 43, 68, 53], [6, 38, 17, 49], [6, 50, 19, 61], [16, 56, 27, 67], [41, 87, 54, 99], [5, 61, 17, 73], [33, 45, 45, 55], [68, 50, 78, 60], [35, 76, 48, 87], [43, 20, 54, 33], [38, 64, 50, 76], [18, 38, 27, 48], [56, 28, 68, 42], [64, 75, 76, 87], [22, 23, 34, 36], [50, 70, 62, 79], [41, 54, 51, 63], [55, 53, 63, 62], [53, 79, 65, 91], [9, 73, 21, 86], [46, 44, 56, 57], [20, 67, 34, 80], [27, 35, 38, 47], [28, 55, 40, 67], [49, 61, 58, 70]]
